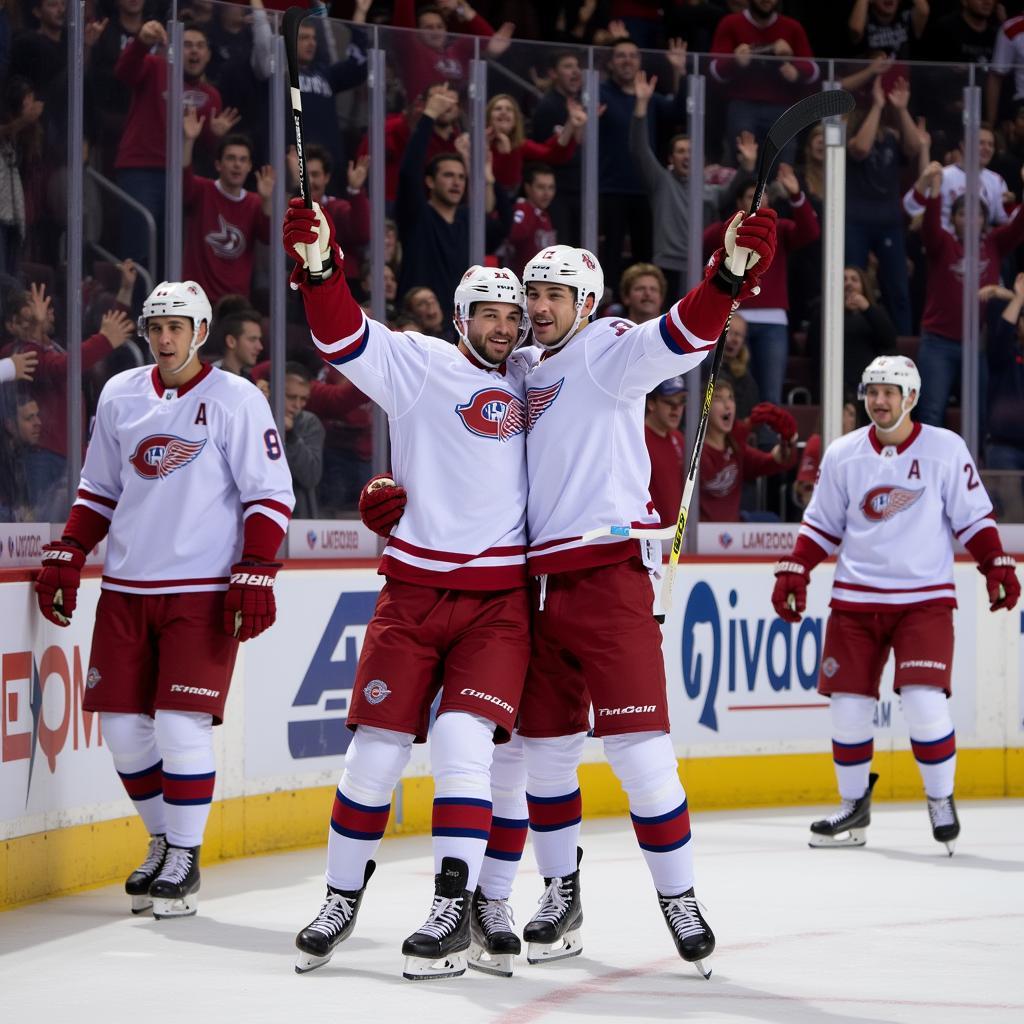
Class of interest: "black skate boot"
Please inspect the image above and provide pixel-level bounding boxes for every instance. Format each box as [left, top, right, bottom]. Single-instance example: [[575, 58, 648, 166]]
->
[[927, 794, 960, 856], [468, 887, 521, 978], [294, 861, 376, 974], [149, 845, 201, 919], [809, 772, 878, 848], [523, 847, 583, 964], [401, 857, 472, 980], [658, 888, 716, 980], [124, 834, 168, 914]]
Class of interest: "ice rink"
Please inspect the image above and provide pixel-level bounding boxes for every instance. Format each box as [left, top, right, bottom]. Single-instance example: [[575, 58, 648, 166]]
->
[[2, 800, 1022, 1024]]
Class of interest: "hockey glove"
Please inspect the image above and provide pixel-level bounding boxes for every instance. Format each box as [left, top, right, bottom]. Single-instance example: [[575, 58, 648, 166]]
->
[[749, 402, 798, 442], [772, 559, 809, 623], [223, 562, 282, 641], [283, 197, 341, 287], [978, 554, 1020, 612], [35, 541, 87, 626], [706, 207, 778, 301], [359, 474, 407, 537]]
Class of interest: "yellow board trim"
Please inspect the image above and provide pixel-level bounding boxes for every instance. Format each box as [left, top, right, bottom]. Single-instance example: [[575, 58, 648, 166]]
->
[[3, 748, 1020, 910]]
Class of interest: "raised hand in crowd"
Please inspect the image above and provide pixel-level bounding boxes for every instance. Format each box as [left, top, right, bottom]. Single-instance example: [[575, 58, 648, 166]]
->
[[85, 17, 108, 48], [776, 162, 801, 199], [486, 124, 512, 154], [565, 98, 588, 135], [486, 22, 516, 59], [632, 70, 658, 115], [734, 42, 752, 68], [209, 106, 242, 138], [99, 309, 135, 349], [347, 155, 370, 192], [424, 83, 459, 123], [736, 130, 758, 172], [183, 105, 205, 143], [27, 282, 51, 339], [666, 38, 688, 80], [978, 283, 1015, 303], [138, 19, 168, 49], [116, 259, 138, 305], [916, 160, 944, 196], [256, 165, 276, 207], [10, 349, 38, 382], [914, 116, 932, 171], [352, 0, 373, 21], [887, 77, 911, 111]]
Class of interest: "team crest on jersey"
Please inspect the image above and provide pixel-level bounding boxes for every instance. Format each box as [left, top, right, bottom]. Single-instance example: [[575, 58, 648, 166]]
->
[[129, 435, 207, 480], [455, 387, 526, 441], [363, 680, 391, 704], [859, 485, 924, 522], [526, 378, 564, 432], [822, 657, 840, 678]]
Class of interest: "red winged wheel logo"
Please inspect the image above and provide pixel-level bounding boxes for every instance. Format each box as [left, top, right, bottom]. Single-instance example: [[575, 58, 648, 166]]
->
[[526, 378, 564, 433], [455, 388, 526, 442], [129, 435, 208, 480], [859, 485, 924, 523]]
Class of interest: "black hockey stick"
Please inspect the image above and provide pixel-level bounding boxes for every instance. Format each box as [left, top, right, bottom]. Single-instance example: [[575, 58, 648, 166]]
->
[[282, 5, 323, 274]]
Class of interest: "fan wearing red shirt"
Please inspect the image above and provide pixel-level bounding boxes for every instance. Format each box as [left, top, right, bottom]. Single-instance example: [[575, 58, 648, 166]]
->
[[506, 165, 558, 277], [644, 375, 687, 528]]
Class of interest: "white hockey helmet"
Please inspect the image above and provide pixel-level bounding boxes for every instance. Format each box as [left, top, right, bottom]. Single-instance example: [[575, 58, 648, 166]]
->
[[858, 355, 920, 432], [522, 245, 604, 349], [453, 264, 529, 366], [138, 280, 213, 374]]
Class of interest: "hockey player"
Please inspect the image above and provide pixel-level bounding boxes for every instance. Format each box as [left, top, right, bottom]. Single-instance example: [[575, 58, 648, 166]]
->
[[772, 356, 1020, 854], [283, 198, 532, 981], [34, 281, 294, 918]]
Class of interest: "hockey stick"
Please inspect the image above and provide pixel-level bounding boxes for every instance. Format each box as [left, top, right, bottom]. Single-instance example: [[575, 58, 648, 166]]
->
[[585, 89, 855, 611], [282, 5, 323, 275]]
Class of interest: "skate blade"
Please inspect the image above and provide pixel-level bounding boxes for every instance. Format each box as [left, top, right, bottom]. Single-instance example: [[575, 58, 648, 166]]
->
[[526, 928, 582, 965], [402, 950, 467, 981], [692, 959, 712, 980], [130, 894, 153, 915], [467, 941, 514, 978], [942, 840, 956, 857], [808, 828, 866, 848], [152, 894, 198, 919], [294, 950, 333, 974]]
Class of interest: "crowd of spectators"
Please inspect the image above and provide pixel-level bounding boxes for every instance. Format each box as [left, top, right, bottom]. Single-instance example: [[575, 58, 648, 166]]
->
[[3, 0, 1024, 527]]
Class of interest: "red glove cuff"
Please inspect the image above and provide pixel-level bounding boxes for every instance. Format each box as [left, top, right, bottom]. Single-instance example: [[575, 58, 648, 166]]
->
[[964, 524, 1002, 567], [242, 511, 286, 563], [787, 533, 829, 573], [63, 504, 111, 554]]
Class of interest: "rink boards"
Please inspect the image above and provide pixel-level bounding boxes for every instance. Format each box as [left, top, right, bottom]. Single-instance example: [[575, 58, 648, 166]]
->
[[1, 560, 1020, 908]]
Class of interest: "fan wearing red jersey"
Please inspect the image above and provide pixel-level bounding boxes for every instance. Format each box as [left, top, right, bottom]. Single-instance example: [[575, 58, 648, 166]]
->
[[772, 356, 1019, 855], [284, 198, 532, 981], [34, 280, 294, 919]]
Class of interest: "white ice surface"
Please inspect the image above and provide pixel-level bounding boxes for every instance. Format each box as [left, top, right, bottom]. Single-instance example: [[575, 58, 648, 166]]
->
[[2, 801, 1022, 1024]]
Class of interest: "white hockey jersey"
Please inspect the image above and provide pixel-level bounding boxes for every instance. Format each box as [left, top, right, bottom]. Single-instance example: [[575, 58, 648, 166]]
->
[[307, 287, 529, 590], [800, 422, 996, 610], [74, 364, 294, 594], [524, 303, 722, 574]]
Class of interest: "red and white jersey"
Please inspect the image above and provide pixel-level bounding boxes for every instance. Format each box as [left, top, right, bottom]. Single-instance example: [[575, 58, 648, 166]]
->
[[74, 364, 294, 594], [303, 276, 528, 590], [992, 16, 1024, 100], [523, 289, 729, 574], [799, 422, 996, 611], [902, 165, 1010, 231]]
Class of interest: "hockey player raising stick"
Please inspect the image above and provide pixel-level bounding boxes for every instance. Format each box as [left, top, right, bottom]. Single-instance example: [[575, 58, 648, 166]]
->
[[34, 281, 294, 918], [283, 198, 533, 981], [772, 356, 1020, 854]]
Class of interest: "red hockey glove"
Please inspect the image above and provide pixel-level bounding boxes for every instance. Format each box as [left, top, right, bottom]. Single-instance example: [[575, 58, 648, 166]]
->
[[283, 197, 340, 287], [223, 562, 282, 641], [749, 402, 798, 442], [772, 559, 809, 623], [978, 554, 1020, 611], [358, 474, 407, 537], [706, 207, 778, 301], [35, 541, 87, 626]]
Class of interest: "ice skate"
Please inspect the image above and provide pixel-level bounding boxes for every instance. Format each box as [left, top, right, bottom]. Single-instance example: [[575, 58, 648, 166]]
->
[[294, 861, 376, 974], [927, 794, 960, 856], [402, 857, 472, 981], [149, 845, 201, 918], [468, 888, 521, 977], [658, 887, 715, 980], [523, 847, 583, 964], [124, 834, 168, 914], [809, 772, 878, 848]]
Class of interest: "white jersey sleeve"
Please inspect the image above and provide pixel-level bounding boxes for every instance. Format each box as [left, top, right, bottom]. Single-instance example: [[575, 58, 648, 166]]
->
[[942, 432, 996, 545], [76, 387, 126, 522], [799, 439, 847, 557]]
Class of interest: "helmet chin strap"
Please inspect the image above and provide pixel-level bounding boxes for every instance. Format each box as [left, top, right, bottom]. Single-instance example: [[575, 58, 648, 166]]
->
[[867, 392, 914, 435], [152, 322, 205, 377], [534, 291, 591, 351], [456, 316, 518, 369]]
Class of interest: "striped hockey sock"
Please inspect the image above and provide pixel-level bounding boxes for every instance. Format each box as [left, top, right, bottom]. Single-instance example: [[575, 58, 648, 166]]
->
[[162, 768, 216, 848], [326, 789, 391, 891], [832, 737, 875, 801], [116, 760, 167, 837], [630, 798, 693, 895], [526, 789, 583, 879], [432, 797, 493, 890]]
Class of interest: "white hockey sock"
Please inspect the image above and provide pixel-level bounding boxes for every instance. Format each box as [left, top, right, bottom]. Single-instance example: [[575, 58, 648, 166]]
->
[[101, 712, 168, 837], [901, 685, 957, 798], [479, 732, 528, 900], [830, 694, 876, 800], [431, 711, 495, 891], [327, 725, 412, 891], [523, 732, 586, 879], [155, 710, 215, 848], [605, 731, 694, 896]]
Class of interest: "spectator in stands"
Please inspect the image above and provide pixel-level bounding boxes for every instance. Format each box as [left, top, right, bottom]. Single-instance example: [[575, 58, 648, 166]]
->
[[0, 387, 40, 521], [531, 50, 584, 245], [599, 35, 688, 298], [844, 265, 899, 391], [0, 76, 43, 277], [845, 75, 922, 334], [791, 431, 821, 511], [848, 0, 930, 60], [182, 110, 272, 307], [723, 312, 759, 419], [114, 19, 237, 274], [987, 11, 1024, 125], [282, 361, 324, 519], [391, 0, 514, 103], [645, 374, 687, 529], [397, 84, 511, 323], [402, 285, 454, 342], [619, 263, 666, 323], [790, 122, 825, 331], [505, 163, 557, 278], [359, 260, 398, 324], [914, 159, 1024, 426], [485, 93, 582, 195], [212, 309, 263, 379], [709, 0, 819, 167], [0, 282, 134, 520], [704, 163, 820, 408]]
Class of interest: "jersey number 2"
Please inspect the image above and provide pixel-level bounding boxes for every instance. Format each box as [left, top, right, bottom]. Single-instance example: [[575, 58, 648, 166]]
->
[[963, 463, 979, 491], [264, 429, 282, 460]]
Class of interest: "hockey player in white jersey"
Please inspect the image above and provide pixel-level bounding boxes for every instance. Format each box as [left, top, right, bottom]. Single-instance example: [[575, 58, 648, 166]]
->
[[772, 356, 1020, 854], [34, 280, 294, 918], [283, 198, 533, 981]]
